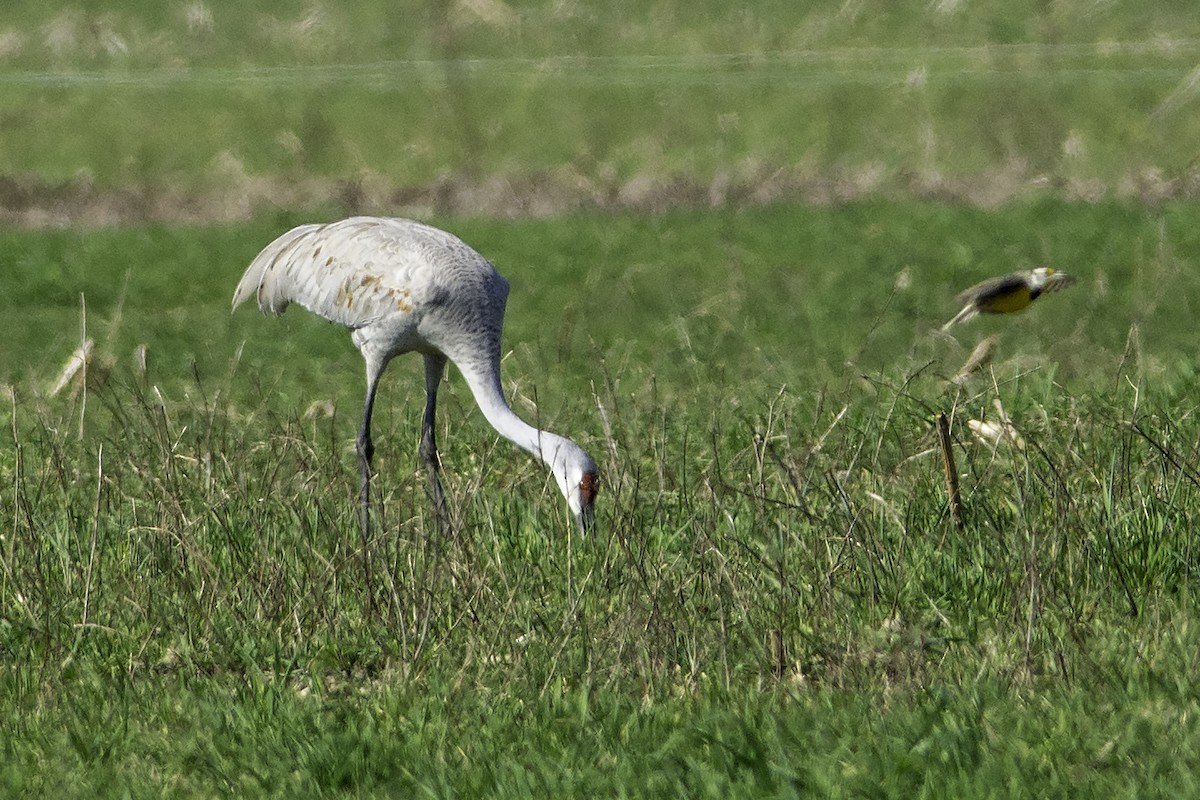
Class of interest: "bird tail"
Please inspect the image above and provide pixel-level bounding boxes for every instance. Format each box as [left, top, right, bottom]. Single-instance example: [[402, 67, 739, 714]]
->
[[231, 223, 322, 314], [941, 304, 977, 331]]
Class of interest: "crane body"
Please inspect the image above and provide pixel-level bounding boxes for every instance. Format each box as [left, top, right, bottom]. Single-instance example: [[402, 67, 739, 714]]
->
[[233, 216, 598, 536]]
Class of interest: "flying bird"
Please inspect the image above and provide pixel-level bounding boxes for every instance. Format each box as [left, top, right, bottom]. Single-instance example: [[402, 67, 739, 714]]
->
[[942, 267, 1076, 331], [232, 217, 599, 537]]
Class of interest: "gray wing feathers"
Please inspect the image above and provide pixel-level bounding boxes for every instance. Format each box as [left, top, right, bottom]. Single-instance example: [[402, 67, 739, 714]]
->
[[231, 223, 322, 314], [231, 217, 485, 330]]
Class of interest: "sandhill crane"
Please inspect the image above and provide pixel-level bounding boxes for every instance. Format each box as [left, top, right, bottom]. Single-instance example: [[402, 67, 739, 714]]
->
[[232, 216, 599, 538], [942, 267, 1077, 331]]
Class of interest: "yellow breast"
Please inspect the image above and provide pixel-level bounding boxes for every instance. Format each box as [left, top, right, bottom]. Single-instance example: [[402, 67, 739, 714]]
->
[[981, 285, 1033, 314]]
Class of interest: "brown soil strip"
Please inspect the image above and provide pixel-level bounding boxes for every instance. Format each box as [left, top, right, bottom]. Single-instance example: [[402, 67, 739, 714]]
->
[[1, 163, 1194, 228]]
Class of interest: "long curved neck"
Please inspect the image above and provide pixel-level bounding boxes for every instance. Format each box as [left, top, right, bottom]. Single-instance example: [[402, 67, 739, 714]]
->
[[458, 360, 564, 466]]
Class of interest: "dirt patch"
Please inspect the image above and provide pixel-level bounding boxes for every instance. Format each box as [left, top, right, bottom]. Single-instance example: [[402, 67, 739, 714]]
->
[[1, 163, 1197, 228]]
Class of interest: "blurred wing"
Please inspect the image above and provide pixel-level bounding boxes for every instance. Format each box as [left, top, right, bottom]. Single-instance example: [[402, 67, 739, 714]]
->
[[955, 273, 1025, 306], [231, 217, 445, 329], [1041, 273, 1077, 294]]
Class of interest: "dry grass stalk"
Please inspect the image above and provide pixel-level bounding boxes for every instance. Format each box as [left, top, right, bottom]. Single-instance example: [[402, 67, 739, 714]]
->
[[49, 338, 93, 397], [936, 412, 964, 531]]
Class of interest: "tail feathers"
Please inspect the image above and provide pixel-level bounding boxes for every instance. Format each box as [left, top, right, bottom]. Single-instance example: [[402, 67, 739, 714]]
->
[[231, 224, 322, 314], [941, 304, 977, 331]]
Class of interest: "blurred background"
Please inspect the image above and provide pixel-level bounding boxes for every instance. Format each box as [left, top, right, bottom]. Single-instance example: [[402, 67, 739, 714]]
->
[[2, 0, 1199, 227]]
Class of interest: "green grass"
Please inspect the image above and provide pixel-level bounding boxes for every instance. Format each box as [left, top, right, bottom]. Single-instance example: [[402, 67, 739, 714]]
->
[[6, 4, 1200, 795], [3, 201, 1200, 795], [8, 676, 1200, 796], [4, 199, 1198, 389]]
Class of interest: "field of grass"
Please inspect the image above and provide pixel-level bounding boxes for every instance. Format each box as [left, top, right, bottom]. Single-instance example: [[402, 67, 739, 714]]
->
[[3, 200, 1200, 795], [5, 1, 1200, 795], [2, 0, 1200, 221]]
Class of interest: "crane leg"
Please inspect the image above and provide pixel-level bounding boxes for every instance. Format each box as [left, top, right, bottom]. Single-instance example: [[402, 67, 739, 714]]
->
[[421, 354, 450, 532], [357, 364, 384, 548]]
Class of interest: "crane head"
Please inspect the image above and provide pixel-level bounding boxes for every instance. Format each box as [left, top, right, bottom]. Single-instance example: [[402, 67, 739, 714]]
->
[[545, 436, 599, 535], [575, 470, 599, 535]]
